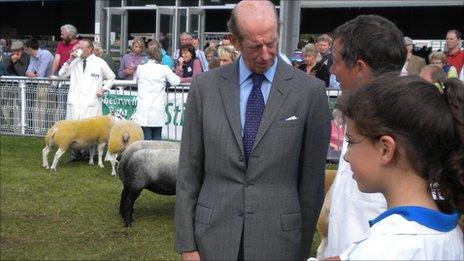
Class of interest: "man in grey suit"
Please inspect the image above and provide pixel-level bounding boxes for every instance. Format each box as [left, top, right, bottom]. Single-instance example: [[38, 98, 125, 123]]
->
[[175, 1, 330, 260]]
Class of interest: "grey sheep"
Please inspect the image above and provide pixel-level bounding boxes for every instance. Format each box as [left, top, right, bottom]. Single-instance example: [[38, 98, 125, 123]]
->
[[117, 140, 180, 227]]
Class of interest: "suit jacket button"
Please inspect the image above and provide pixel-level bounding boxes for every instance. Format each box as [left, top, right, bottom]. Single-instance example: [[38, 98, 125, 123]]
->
[[238, 210, 244, 217]]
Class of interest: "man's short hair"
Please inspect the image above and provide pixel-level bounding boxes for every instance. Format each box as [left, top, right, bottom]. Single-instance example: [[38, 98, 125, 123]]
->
[[61, 24, 78, 38], [447, 29, 462, 39], [80, 38, 94, 51], [317, 34, 332, 45], [180, 32, 193, 39], [25, 38, 39, 50], [333, 14, 406, 75]]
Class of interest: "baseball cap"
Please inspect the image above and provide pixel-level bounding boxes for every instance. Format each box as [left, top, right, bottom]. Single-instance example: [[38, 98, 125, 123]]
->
[[11, 40, 24, 50]]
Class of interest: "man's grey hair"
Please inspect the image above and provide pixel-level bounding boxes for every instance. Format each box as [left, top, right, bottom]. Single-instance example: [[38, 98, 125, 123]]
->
[[61, 24, 78, 38], [180, 32, 193, 39]]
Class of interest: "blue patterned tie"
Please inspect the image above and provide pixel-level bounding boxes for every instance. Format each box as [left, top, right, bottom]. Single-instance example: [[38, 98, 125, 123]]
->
[[243, 73, 265, 165]]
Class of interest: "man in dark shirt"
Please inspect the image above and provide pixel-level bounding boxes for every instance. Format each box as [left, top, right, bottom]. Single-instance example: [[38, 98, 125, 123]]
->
[[2, 40, 30, 76]]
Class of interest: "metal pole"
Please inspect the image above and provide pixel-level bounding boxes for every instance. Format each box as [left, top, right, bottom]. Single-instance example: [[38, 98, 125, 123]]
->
[[19, 80, 26, 135], [279, 0, 301, 57]]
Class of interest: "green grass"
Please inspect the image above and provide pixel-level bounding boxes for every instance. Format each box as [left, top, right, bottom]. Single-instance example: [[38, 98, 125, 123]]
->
[[1, 135, 321, 259]]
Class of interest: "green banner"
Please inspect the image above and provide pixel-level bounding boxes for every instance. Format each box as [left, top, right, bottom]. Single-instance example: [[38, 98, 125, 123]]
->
[[102, 93, 138, 119], [102, 92, 186, 127]]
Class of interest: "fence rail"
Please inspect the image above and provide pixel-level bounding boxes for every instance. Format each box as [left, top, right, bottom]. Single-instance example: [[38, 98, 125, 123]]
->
[[1, 76, 341, 143]]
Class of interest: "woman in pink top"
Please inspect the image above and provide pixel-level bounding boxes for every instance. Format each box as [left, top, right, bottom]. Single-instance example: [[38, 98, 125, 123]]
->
[[118, 37, 146, 80], [175, 43, 202, 83]]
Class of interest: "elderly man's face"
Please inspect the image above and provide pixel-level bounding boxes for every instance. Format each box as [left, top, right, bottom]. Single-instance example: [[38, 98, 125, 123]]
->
[[180, 34, 192, 46], [61, 29, 73, 44], [237, 27, 278, 74], [233, 15, 278, 74]]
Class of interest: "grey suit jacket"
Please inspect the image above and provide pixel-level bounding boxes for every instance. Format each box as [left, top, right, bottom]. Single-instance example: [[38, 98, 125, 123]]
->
[[175, 58, 330, 260]]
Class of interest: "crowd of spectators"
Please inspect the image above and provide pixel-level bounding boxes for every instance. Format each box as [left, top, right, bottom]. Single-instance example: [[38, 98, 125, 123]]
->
[[3, 26, 461, 85]]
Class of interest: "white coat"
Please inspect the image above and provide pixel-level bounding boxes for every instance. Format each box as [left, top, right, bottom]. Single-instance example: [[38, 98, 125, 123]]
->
[[325, 138, 387, 257], [59, 54, 115, 120], [132, 60, 180, 127], [339, 212, 464, 260]]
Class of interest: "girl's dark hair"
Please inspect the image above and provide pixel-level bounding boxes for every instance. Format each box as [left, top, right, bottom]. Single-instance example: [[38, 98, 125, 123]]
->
[[339, 75, 464, 211], [179, 43, 196, 60]]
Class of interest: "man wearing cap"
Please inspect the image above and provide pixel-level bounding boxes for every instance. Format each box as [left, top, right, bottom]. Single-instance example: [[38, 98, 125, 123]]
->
[[403, 36, 426, 76], [2, 40, 30, 76]]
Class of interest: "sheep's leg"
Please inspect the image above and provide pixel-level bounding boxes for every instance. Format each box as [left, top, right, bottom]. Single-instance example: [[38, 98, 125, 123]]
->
[[119, 187, 128, 218], [50, 148, 66, 171], [109, 153, 117, 176], [97, 143, 106, 168], [123, 189, 142, 228], [42, 145, 51, 169], [88, 146, 95, 165]]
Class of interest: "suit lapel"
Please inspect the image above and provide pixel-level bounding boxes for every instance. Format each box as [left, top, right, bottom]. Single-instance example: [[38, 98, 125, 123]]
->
[[218, 61, 244, 153], [252, 59, 292, 151]]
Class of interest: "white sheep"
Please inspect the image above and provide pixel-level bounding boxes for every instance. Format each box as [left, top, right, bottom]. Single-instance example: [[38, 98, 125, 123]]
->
[[107, 120, 144, 176], [42, 113, 122, 171], [117, 140, 180, 227]]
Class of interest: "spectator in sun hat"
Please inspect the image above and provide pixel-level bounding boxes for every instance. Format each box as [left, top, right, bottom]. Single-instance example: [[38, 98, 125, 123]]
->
[[291, 49, 304, 67], [2, 40, 30, 76]]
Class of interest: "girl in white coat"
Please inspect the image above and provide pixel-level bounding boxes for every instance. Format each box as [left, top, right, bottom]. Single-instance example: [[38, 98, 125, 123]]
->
[[132, 47, 180, 140], [329, 75, 464, 260]]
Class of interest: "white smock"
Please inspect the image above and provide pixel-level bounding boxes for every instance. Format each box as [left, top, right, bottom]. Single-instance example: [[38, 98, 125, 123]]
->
[[325, 137, 387, 257], [59, 54, 115, 120], [339, 206, 464, 260], [132, 60, 180, 127]]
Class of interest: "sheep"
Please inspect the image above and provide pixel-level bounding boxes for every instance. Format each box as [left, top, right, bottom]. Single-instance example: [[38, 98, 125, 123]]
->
[[117, 140, 180, 227], [42, 113, 122, 171], [107, 120, 144, 176]]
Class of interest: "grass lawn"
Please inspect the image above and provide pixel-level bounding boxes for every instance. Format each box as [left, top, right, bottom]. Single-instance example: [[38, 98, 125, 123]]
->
[[0, 135, 321, 259]]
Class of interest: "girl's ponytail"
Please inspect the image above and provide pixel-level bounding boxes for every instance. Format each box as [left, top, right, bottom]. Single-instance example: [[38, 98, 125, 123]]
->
[[441, 78, 464, 211]]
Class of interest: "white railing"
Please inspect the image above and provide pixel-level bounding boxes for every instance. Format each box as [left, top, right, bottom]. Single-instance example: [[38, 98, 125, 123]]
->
[[0, 76, 341, 144]]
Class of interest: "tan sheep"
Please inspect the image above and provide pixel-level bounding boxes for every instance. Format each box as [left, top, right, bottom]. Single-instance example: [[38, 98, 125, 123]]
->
[[107, 120, 144, 176], [42, 114, 121, 171]]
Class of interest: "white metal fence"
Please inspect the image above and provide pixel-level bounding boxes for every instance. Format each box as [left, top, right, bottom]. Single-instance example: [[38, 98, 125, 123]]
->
[[1, 76, 341, 144], [0, 76, 190, 140]]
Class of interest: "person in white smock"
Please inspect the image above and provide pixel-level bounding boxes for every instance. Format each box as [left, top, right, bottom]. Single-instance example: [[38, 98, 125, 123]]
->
[[324, 15, 407, 258], [333, 75, 464, 260], [132, 47, 180, 140], [59, 38, 115, 162], [59, 38, 115, 120]]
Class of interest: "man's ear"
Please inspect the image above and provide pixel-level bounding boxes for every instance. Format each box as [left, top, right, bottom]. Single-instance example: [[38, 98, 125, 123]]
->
[[356, 59, 373, 83], [378, 135, 396, 165], [229, 34, 241, 52]]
